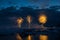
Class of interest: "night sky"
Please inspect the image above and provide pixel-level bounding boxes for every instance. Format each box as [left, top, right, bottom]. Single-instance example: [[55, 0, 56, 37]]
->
[[0, 0, 60, 33], [0, 0, 60, 9]]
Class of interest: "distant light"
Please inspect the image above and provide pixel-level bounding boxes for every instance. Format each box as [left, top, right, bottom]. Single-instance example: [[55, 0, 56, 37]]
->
[[38, 14, 47, 24], [39, 35, 48, 40]]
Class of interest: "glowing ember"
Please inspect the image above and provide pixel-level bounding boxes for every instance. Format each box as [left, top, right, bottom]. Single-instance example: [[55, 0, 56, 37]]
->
[[39, 35, 48, 40], [38, 14, 47, 24]]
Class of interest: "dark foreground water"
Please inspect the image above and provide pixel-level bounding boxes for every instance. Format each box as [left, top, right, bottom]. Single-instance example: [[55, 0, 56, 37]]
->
[[0, 34, 17, 40], [0, 33, 59, 40], [0, 28, 60, 40]]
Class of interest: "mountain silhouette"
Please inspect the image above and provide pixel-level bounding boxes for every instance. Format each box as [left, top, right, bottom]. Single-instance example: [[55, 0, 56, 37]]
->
[[0, 6, 60, 27]]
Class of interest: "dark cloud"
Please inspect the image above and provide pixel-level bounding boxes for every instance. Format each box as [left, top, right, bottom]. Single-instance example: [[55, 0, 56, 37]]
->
[[0, 0, 60, 9]]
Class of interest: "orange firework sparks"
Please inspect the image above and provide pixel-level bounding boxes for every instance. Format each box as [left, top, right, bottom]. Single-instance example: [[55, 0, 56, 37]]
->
[[27, 15, 32, 24], [38, 14, 47, 24], [17, 17, 23, 28]]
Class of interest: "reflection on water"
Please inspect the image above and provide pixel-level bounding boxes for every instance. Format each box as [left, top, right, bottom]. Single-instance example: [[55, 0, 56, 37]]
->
[[16, 33, 33, 40], [16, 34, 48, 40], [16, 33, 22, 40], [27, 35, 32, 40], [39, 35, 48, 40]]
